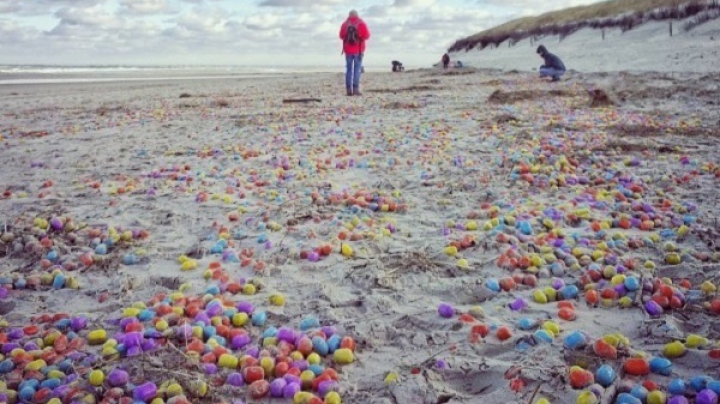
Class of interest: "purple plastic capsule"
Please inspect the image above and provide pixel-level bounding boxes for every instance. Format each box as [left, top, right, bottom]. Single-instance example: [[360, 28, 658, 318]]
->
[[8, 328, 24, 340], [108, 369, 129, 387], [282, 382, 301, 399], [231, 334, 251, 350], [227, 372, 244, 387], [204, 363, 218, 374], [321, 326, 336, 337], [124, 332, 143, 348], [509, 298, 527, 311], [668, 397, 690, 404], [126, 346, 142, 357], [119, 317, 137, 329], [23, 342, 39, 351], [206, 304, 222, 317], [236, 301, 254, 314], [697, 389, 718, 404], [269, 378, 287, 397], [175, 324, 193, 341], [50, 217, 64, 231], [133, 382, 157, 402], [52, 385, 71, 398], [70, 316, 88, 332], [437, 303, 454, 318], [246, 346, 259, 358], [277, 327, 295, 343], [141, 339, 157, 351], [645, 301, 663, 316], [194, 311, 210, 325], [2, 342, 20, 354], [318, 380, 338, 397]]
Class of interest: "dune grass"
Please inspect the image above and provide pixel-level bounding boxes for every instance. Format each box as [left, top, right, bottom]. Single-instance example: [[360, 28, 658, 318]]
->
[[449, 0, 720, 52]]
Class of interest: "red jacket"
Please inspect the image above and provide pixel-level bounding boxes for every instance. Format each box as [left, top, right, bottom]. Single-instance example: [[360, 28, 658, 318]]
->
[[339, 17, 370, 55]]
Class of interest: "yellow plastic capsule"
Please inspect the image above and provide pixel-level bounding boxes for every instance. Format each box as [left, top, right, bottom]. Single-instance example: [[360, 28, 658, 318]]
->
[[260, 357, 275, 376], [155, 320, 168, 332], [269, 293, 286, 306], [218, 354, 238, 369], [333, 348, 355, 364], [294, 392, 315, 404], [384, 372, 399, 385], [686, 334, 709, 348], [263, 336, 278, 347], [618, 296, 633, 308], [232, 313, 249, 326], [443, 246, 458, 256], [25, 359, 47, 371], [577, 390, 598, 404], [181, 259, 198, 271], [701, 281, 717, 294], [647, 390, 667, 404], [123, 308, 140, 318], [88, 370, 104, 386], [166, 383, 183, 397], [307, 353, 321, 365], [341, 244, 354, 257], [543, 287, 557, 302], [242, 284, 257, 295], [663, 341, 686, 358], [300, 370, 316, 387], [47, 369, 66, 379], [188, 380, 208, 397], [542, 321, 561, 336], [88, 330, 107, 345], [325, 392, 342, 404], [665, 253, 681, 265], [533, 290, 548, 304], [468, 306, 485, 319]]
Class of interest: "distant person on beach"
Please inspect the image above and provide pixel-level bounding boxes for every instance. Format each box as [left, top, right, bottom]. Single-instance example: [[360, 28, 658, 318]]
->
[[392, 60, 404, 72], [536, 45, 566, 82], [442, 53, 450, 69], [340, 9, 370, 96]]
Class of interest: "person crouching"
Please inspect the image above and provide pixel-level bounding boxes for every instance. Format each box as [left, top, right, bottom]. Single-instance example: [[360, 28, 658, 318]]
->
[[536, 45, 566, 82]]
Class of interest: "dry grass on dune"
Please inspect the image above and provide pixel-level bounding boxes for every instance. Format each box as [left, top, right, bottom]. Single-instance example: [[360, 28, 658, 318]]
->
[[449, 0, 720, 52]]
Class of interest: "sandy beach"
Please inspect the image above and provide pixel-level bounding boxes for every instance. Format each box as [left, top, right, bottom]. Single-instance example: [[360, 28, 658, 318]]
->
[[1, 68, 720, 404]]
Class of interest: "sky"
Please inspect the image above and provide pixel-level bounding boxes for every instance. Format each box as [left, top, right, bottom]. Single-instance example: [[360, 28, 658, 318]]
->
[[0, 0, 604, 68]]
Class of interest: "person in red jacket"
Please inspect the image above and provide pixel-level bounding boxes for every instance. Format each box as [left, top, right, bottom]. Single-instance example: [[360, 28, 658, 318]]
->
[[339, 10, 370, 96]]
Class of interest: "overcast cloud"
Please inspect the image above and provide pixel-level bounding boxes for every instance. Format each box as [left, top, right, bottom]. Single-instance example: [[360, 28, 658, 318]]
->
[[0, 0, 603, 68]]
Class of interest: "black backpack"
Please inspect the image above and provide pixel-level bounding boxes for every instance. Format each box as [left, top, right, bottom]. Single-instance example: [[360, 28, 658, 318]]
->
[[346, 22, 360, 45]]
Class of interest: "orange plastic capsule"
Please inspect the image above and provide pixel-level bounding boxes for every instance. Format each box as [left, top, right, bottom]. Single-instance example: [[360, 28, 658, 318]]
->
[[558, 307, 576, 321], [624, 358, 650, 376], [585, 290, 600, 304], [496, 326, 512, 341]]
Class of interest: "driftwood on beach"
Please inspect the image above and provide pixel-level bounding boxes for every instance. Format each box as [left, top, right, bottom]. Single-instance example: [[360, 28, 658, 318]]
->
[[282, 98, 322, 103]]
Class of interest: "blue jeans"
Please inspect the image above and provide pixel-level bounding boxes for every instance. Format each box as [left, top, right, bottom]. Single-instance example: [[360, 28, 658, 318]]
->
[[345, 53, 363, 90], [539, 66, 565, 80]]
